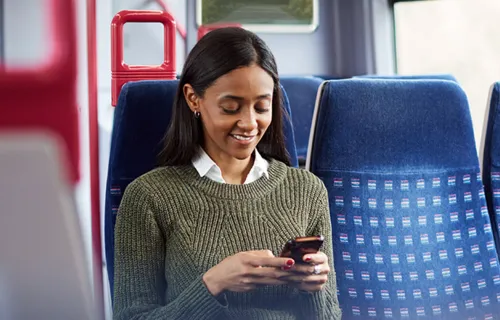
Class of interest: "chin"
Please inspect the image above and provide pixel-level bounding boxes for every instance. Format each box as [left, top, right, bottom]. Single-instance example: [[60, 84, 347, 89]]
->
[[230, 149, 255, 160]]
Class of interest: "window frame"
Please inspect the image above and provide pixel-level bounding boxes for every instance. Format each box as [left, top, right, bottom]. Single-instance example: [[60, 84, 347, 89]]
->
[[390, 0, 435, 3], [196, 0, 319, 33]]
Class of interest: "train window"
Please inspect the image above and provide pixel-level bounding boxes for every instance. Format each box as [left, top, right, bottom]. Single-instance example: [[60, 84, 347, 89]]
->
[[197, 0, 318, 32], [394, 0, 500, 145]]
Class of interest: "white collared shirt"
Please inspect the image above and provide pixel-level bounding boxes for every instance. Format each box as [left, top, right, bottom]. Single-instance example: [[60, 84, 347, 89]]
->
[[192, 148, 269, 184]]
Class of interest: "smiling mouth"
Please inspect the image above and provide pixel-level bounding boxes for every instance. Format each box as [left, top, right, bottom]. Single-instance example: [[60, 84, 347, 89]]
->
[[230, 134, 256, 141]]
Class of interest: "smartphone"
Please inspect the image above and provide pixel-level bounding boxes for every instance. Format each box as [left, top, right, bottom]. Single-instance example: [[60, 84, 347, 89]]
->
[[280, 235, 324, 263]]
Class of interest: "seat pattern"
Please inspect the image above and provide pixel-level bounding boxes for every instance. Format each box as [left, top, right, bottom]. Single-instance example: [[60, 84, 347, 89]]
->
[[322, 170, 500, 319]]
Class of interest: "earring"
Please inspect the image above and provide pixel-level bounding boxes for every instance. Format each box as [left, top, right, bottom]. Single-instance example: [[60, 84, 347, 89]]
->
[[194, 111, 200, 118]]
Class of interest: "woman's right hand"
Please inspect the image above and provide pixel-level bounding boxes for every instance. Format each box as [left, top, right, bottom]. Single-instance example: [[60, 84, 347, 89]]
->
[[202, 250, 295, 296]]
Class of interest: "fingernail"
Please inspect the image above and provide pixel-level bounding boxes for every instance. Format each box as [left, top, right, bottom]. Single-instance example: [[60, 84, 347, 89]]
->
[[282, 266, 292, 270], [304, 257, 312, 262], [287, 259, 294, 266]]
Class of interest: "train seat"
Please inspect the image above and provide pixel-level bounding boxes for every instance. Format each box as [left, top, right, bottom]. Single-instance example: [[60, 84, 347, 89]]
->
[[307, 79, 500, 319], [280, 76, 323, 165], [104, 80, 178, 298], [104, 80, 298, 295]]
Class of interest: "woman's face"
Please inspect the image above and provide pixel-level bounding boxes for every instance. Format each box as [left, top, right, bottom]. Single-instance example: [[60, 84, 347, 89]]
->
[[184, 64, 274, 162]]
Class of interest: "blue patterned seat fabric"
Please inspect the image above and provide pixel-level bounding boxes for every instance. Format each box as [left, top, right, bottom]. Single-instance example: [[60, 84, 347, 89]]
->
[[308, 79, 500, 319]]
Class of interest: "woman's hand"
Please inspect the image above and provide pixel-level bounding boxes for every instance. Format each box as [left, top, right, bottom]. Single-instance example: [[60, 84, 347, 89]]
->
[[280, 252, 330, 292], [202, 250, 295, 296]]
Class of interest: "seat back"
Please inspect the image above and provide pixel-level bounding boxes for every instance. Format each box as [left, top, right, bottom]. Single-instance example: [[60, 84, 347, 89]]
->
[[280, 76, 323, 164], [105, 80, 178, 298], [105, 80, 298, 294], [308, 79, 500, 319], [280, 86, 299, 167], [481, 82, 500, 254], [354, 73, 458, 82], [314, 75, 341, 81]]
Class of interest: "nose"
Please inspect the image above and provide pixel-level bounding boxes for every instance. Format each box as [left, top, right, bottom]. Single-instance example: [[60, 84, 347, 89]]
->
[[237, 108, 258, 132]]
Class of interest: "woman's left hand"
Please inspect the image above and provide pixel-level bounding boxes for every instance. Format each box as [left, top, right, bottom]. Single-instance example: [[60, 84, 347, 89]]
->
[[280, 252, 330, 292]]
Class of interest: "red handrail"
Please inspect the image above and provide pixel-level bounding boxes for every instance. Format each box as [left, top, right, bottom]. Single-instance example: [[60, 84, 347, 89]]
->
[[0, 0, 79, 184], [87, 0, 104, 319], [111, 10, 177, 106], [197, 22, 242, 41]]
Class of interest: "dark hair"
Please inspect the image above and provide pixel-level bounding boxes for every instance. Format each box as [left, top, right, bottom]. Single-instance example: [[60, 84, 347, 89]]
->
[[158, 27, 291, 166]]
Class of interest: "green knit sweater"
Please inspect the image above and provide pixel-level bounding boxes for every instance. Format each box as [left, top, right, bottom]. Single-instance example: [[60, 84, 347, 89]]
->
[[113, 159, 341, 320]]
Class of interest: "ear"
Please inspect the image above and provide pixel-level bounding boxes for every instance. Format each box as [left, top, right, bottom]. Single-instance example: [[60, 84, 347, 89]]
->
[[183, 84, 201, 113]]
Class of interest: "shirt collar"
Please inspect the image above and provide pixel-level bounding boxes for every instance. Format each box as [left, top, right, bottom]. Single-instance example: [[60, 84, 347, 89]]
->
[[191, 147, 218, 178], [191, 147, 269, 182], [252, 149, 269, 179]]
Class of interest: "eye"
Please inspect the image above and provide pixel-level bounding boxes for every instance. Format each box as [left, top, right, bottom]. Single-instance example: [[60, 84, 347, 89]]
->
[[220, 102, 240, 114], [222, 108, 239, 115], [255, 100, 271, 113]]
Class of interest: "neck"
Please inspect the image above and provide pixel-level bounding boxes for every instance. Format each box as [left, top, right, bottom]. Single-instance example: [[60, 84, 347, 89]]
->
[[203, 146, 255, 184]]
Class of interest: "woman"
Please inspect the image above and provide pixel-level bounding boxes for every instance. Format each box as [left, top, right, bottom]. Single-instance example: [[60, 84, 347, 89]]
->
[[113, 27, 341, 320]]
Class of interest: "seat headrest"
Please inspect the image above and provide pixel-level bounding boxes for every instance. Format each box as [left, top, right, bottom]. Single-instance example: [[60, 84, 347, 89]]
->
[[280, 76, 323, 161], [310, 79, 477, 172], [109, 80, 179, 179]]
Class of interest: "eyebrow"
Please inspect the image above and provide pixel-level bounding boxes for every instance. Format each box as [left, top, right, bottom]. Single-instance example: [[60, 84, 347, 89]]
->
[[220, 94, 272, 101]]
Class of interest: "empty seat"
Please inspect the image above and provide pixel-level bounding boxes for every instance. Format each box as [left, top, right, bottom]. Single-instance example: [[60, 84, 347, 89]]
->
[[307, 79, 500, 319], [481, 82, 500, 254], [104, 80, 298, 294], [354, 73, 458, 82], [280, 76, 323, 164]]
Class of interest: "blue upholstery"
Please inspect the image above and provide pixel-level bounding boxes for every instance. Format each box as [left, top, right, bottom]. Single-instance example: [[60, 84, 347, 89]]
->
[[482, 82, 500, 255], [309, 79, 500, 319], [104, 80, 298, 295], [280, 87, 299, 167], [354, 73, 458, 83], [280, 76, 323, 163], [104, 80, 178, 299], [314, 75, 341, 81]]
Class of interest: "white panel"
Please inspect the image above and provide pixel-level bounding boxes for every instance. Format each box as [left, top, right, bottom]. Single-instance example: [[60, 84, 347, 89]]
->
[[0, 133, 95, 320]]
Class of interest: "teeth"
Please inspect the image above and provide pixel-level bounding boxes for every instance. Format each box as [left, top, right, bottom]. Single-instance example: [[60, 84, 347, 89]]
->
[[233, 134, 252, 141]]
